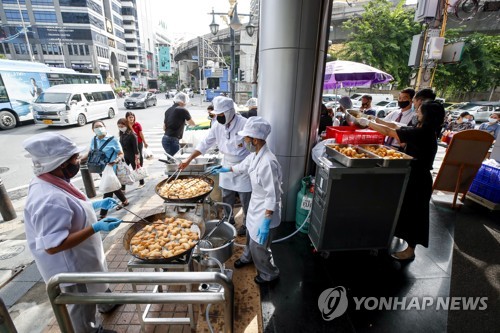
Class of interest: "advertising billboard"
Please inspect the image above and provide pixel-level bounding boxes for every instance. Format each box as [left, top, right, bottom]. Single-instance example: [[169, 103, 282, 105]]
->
[[0, 71, 50, 119], [159, 46, 171, 72]]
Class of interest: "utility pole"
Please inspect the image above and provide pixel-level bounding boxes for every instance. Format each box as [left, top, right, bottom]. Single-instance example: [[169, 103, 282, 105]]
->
[[17, 0, 33, 61]]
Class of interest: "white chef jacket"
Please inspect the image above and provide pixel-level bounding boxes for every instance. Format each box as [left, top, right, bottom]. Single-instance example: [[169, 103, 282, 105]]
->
[[23, 178, 108, 291], [232, 144, 283, 242], [196, 114, 251, 192]]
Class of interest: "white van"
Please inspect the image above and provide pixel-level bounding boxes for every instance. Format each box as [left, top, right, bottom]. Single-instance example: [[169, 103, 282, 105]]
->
[[33, 84, 117, 127]]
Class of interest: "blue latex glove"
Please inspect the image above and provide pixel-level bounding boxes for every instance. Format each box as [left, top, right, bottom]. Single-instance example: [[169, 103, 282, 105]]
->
[[92, 217, 122, 233], [207, 165, 231, 174], [256, 217, 272, 245], [92, 198, 119, 211]]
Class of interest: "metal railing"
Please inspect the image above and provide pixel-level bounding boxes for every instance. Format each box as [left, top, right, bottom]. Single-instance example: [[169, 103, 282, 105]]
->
[[47, 272, 234, 333]]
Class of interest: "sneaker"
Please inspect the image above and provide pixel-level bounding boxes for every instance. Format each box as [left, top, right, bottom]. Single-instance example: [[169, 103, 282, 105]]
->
[[234, 259, 251, 269], [237, 225, 247, 236], [97, 303, 122, 314], [254, 275, 280, 285]]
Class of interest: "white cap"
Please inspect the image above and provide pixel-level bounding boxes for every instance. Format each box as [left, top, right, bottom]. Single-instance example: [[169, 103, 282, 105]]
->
[[212, 96, 235, 115], [245, 98, 258, 108], [238, 116, 271, 140], [23, 133, 85, 176], [173, 92, 189, 104]]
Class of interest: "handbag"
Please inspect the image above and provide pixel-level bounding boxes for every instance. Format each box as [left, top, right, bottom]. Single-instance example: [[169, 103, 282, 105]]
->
[[133, 166, 149, 181], [142, 147, 154, 160], [116, 160, 135, 185], [99, 165, 122, 193]]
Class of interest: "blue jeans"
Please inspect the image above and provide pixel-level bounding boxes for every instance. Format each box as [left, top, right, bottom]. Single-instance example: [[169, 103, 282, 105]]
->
[[162, 135, 180, 156]]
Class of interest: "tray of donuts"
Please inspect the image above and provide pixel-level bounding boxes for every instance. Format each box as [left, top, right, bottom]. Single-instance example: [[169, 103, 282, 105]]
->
[[122, 212, 205, 264]]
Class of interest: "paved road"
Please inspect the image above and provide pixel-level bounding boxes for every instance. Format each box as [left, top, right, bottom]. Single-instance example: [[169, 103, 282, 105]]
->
[[1, 94, 212, 200]]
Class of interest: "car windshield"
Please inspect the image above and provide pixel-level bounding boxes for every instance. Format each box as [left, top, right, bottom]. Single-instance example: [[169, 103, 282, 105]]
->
[[130, 93, 144, 98], [376, 101, 390, 106], [459, 104, 484, 111], [35, 93, 70, 104]]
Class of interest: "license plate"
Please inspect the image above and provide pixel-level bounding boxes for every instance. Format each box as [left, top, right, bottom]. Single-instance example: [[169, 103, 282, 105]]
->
[[43, 120, 53, 125]]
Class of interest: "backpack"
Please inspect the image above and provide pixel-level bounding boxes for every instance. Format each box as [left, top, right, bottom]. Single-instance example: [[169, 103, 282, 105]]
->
[[87, 136, 114, 174]]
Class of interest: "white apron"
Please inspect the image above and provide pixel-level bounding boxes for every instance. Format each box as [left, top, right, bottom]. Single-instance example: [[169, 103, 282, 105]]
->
[[245, 149, 282, 243], [69, 199, 108, 292], [220, 153, 252, 192]]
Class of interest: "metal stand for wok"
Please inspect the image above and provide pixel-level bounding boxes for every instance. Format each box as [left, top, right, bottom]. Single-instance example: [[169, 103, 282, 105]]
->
[[127, 255, 196, 332]]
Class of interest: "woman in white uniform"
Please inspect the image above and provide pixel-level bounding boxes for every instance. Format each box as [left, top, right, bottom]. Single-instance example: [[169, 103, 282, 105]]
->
[[211, 117, 282, 284], [180, 96, 251, 236], [23, 132, 122, 333]]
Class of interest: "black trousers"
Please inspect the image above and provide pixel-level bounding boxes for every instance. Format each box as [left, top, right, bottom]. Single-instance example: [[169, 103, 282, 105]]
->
[[100, 189, 127, 217]]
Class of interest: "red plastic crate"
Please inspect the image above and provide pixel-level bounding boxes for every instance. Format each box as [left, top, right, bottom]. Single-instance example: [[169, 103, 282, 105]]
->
[[325, 126, 385, 144]]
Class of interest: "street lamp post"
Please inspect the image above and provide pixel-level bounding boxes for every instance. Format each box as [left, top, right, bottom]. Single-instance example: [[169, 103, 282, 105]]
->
[[209, 4, 255, 102]]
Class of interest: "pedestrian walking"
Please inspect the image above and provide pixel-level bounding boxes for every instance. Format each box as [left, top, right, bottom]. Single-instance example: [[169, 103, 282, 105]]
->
[[126, 111, 147, 188], [162, 92, 195, 156]]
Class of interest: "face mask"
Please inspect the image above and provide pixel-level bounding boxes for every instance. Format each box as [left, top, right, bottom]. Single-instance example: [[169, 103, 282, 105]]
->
[[488, 117, 497, 124], [62, 162, 80, 179], [335, 112, 344, 117], [462, 118, 469, 123], [119, 126, 127, 133], [94, 127, 107, 136], [398, 101, 410, 109], [216, 114, 226, 125], [245, 140, 256, 153]]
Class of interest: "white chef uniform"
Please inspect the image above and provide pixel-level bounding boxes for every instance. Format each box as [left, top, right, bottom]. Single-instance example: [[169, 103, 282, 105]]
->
[[24, 178, 108, 332]]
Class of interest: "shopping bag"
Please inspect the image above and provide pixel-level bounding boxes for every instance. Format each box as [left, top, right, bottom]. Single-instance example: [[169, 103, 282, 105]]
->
[[116, 161, 135, 185], [133, 166, 149, 181], [143, 147, 154, 160], [100, 165, 122, 193]]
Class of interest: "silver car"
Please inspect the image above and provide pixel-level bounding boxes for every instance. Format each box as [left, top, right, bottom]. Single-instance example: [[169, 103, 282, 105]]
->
[[451, 102, 500, 122], [124, 92, 157, 109]]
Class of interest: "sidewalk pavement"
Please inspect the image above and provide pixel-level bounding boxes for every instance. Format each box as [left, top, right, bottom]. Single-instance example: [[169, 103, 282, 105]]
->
[[0, 158, 261, 333]]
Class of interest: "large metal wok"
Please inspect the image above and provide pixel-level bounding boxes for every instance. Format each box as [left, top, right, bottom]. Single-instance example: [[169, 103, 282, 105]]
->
[[155, 175, 214, 203], [123, 212, 205, 264]]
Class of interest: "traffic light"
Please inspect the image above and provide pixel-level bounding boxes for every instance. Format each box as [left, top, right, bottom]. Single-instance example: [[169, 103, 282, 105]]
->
[[239, 70, 245, 82]]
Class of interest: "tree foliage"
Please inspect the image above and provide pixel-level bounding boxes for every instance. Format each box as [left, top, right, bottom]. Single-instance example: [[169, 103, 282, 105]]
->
[[333, 0, 421, 87], [433, 31, 500, 100], [159, 73, 179, 89]]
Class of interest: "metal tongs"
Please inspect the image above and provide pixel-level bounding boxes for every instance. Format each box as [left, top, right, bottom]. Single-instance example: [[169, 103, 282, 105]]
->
[[116, 205, 150, 224], [165, 168, 182, 183], [182, 165, 220, 188]]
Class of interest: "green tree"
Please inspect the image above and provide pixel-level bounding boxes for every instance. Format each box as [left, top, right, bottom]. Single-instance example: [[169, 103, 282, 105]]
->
[[159, 73, 179, 89], [334, 0, 421, 86], [433, 31, 500, 100]]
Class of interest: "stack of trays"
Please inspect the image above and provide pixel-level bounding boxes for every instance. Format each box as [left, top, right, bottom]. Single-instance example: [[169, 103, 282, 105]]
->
[[325, 144, 413, 168]]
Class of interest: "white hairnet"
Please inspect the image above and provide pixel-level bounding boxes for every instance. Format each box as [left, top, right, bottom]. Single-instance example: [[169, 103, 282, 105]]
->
[[245, 98, 258, 108], [237, 116, 271, 140], [173, 92, 189, 105], [212, 96, 236, 122], [23, 133, 85, 176]]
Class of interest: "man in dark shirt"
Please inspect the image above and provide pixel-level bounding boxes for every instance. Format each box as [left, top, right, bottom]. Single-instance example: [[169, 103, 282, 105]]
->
[[360, 95, 376, 116], [162, 92, 195, 155]]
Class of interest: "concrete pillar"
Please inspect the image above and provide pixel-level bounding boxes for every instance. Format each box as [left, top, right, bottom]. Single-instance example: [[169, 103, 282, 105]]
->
[[258, 0, 332, 221]]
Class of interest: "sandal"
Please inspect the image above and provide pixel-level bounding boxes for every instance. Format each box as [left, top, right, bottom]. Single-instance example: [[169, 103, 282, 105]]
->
[[116, 200, 129, 211]]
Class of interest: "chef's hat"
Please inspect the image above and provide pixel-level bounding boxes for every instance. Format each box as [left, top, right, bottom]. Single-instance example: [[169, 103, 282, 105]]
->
[[23, 133, 85, 176], [238, 116, 271, 140], [212, 96, 235, 115], [245, 98, 258, 108], [173, 92, 190, 104]]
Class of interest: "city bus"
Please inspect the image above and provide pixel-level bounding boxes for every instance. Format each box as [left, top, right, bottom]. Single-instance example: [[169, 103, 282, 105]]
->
[[0, 59, 102, 130]]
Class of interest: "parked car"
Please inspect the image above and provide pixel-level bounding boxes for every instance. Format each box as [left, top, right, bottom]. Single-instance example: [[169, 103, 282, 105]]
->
[[450, 101, 500, 122], [322, 94, 342, 103], [124, 92, 157, 109], [374, 100, 399, 118]]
